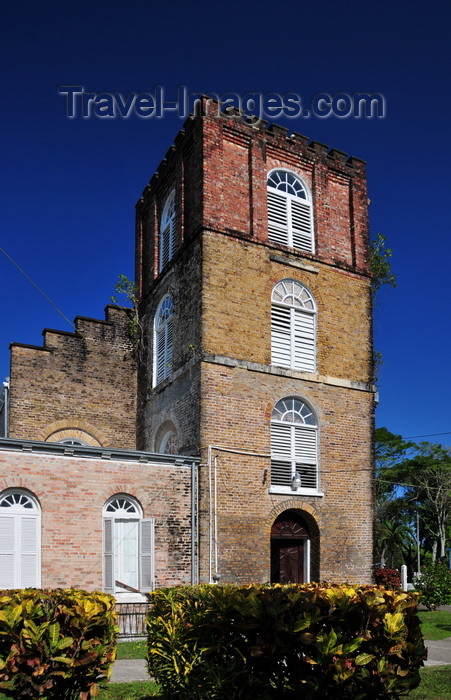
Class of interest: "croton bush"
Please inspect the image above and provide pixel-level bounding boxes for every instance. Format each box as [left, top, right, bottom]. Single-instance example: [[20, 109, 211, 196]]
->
[[0, 588, 118, 699], [374, 568, 401, 589], [147, 583, 426, 699]]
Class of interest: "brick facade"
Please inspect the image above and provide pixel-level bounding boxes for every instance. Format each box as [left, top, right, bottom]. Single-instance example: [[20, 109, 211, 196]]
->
[[136, 104, 375, 585], [0, 441, 197, 590], [8, 306, 137, 449], [2, 104, 376, 591]]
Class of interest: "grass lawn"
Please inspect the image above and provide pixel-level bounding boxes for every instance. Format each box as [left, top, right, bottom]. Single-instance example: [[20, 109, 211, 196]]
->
[[116, 639, 147, 659], [417, 609, 451, 640], [407, 665, 451, 698], [99, 680, 162, 698]]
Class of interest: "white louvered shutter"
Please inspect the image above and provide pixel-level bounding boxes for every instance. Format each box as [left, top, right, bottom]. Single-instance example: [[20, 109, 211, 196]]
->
[[270, 423, 292, 486], [156, 327, 166, 384], [20, 516, 39, 588], [140, 519, 154, 593], [294, 310, 315, 372], [0, 515, 15, 588], [294, 426, 317, 489], [165, 317, 173, 377], [268, 190, 289, 245], [271, 305, 291, 367], [290, 199, 313, 252], [103, 517, 114, 594], [160, 223, 172, 271]]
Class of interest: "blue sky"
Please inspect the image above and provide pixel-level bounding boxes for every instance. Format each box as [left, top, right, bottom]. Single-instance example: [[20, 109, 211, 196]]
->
[[1, 0, 450, 445]]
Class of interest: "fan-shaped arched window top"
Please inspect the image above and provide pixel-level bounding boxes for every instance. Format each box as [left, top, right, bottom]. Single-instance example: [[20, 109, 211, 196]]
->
[[267, 170, 310, 198], [57, 438, 91, 447], [0, 490, 39, 512], [271, 280, 317, 372], [154, 295, 174, 386], [267, 169, 314, 252], [104, 496, 141, 518], [270, 397, 319, 494], [271, 397, 317, 426], [272, 279, 316, 310], [159, 191, 176, 271]]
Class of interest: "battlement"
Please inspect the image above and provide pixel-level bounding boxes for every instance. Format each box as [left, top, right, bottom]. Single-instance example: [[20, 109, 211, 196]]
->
[[135, 101, 370, 298], [8, 305, 137, 449], [141, 98, 366, 196]]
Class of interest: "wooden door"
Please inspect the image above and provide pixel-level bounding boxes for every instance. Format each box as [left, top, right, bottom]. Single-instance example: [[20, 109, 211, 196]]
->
[[271, 513, 308, 584]]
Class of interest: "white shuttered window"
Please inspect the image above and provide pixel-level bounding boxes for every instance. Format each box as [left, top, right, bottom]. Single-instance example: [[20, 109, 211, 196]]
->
[[271, 280, 316, 372], [103, 496, 154, 594], [270, 398, 319, 494], [154, 295, 174, 386], [0, 490, 40, 588], [159, 191, 176, 272], [267, 170, 314, 252]]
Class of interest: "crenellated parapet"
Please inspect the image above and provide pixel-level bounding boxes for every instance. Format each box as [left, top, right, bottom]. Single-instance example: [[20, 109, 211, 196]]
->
[[8, 305, 137, 449], [135, 99, 370, 301]]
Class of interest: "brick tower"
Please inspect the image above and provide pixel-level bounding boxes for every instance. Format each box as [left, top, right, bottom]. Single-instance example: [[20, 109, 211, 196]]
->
[[136, 101, 375, 584]]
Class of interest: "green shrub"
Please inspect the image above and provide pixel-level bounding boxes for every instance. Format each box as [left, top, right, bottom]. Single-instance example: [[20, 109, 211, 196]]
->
[[413, 563, 451, 610], [146, 583, 426, 699], [0, 589, 118, 699], [374, 568, 401, 588]]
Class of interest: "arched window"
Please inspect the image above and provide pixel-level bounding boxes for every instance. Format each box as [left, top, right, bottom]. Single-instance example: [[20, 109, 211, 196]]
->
[[103, 495, 154, 595], [271, 280, 317, 372], [267, 169, 314, 252], [159, 431, 179, 454], [57, 438, 91, 446], [270, 397, 319, 494], [0, 489, 41, 588], [154, 295, 174, 386], [159, 191, 176, 271]]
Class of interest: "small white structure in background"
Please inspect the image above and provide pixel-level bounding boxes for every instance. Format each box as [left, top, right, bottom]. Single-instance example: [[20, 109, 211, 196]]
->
[[401, 565, 408, 592]]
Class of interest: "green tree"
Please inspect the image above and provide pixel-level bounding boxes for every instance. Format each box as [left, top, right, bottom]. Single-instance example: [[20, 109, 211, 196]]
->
[[370, 234, 396, 384], [399, 443, 451, 562], [374, 429, 451, 568], [374, 428, 415, 569], [110, 273, 142, 347], [370, 233, 396, 297]]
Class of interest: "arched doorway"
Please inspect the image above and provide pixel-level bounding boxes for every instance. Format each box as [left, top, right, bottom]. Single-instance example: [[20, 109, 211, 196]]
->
[[271, 510, 310, 584]]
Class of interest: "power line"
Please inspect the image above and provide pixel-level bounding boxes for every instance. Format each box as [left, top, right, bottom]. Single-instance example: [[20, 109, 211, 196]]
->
[[403, 431, 451, 439], [0, 247, 76, 332]]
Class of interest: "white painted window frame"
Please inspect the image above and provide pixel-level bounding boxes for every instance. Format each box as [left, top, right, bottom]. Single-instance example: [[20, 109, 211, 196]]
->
[[267, 169, 314, 253], [269, 397, 322, 496], [153, 295, 174, 386], [159, 190, 176, 272], [0, 489, 41, 588], [103, 495, 155, 596], [271, 279, 317, 372]]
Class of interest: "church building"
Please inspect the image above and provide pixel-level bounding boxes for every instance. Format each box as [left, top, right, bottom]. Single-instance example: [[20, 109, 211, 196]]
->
[[0, 100, 375, 595]]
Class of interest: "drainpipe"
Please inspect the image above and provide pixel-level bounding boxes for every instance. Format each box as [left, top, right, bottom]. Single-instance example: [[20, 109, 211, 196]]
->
[[191, 460, 197, 585], [214, 456, 218, 580], [208, 444, 213, 583], [2, 379, 9, 438]]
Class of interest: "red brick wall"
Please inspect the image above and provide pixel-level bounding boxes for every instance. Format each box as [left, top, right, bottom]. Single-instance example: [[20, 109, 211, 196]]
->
[[0, 448, 194, 589]]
